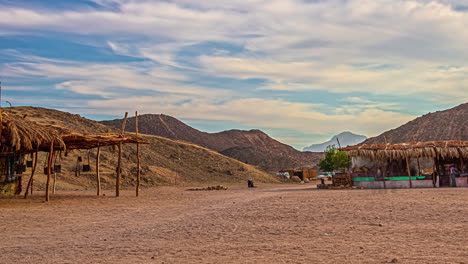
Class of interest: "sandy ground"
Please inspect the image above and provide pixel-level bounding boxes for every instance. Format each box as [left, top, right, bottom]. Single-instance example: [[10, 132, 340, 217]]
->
[[1, 184, 467, 264]]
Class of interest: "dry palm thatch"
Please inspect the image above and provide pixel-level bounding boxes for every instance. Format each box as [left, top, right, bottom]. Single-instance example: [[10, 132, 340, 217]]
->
[[0, 110, 66, 153], [341, 140, 468, 160], [62, 133, 148, 150]]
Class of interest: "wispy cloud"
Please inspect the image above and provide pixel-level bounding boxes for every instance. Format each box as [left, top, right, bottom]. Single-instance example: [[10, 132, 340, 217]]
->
[[0, 0, 466, 148]]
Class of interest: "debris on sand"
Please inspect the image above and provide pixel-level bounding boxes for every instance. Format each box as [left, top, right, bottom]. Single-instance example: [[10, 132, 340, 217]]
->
[[187, 185, 228, 191]]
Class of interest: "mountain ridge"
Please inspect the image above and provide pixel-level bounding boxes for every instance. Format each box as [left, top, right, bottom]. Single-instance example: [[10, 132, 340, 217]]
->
[[363, 102, 468, 144], [101, 114, 323, 172]]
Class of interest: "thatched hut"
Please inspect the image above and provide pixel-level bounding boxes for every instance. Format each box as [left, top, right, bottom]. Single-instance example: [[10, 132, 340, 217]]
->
[[341, 140, 468, 188], [1, 109, 148, 200], [0, 111, 65, 195]]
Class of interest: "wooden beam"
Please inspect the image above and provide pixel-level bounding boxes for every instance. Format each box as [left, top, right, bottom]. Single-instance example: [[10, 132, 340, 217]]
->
[[45, 142, 54, 202], [96, 145, 101, 196], [135, 111, 140, 197], [24, 148, 38, 199], [116, 112, 128, 197], [406, 157, 412, 188]]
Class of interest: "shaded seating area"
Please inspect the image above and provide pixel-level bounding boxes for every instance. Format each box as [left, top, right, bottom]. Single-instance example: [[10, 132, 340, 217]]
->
[[1, 110, 147, 201], [0, 111, 65, 199], [341, 140, 468, 189]]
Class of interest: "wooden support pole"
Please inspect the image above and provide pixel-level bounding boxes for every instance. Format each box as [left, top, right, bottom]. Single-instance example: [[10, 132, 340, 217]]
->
[[96, 145, 101, 196], [24, 148, 38, 199], [121, 112, 128, 134], [135, 111, 140, 197], [116, 142, 122, 197], [382, 166, 386, 189], [432, 157, 437, 188], [417, 158, 421, 176], [116, 112, 128, 197], [406, 157, 412, 188], [45, 142, 54, 202], [461, 156, 465, 174], [52, 172, 57, 195]]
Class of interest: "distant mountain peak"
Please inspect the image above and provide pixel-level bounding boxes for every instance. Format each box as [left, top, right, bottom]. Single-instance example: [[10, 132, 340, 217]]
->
[[303, 132, 367, 152]]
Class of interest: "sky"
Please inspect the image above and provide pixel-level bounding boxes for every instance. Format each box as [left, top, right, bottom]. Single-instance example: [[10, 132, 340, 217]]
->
[[1, 0, 467, 150]]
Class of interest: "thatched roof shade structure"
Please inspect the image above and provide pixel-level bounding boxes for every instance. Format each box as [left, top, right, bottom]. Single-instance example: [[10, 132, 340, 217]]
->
[[0, 111, 65, 154], [341, 140, 468, 161], [62, 133, 148, 150]]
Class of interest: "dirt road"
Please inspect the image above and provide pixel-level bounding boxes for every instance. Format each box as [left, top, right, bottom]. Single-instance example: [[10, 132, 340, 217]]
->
[[1, 185, 467, 263]]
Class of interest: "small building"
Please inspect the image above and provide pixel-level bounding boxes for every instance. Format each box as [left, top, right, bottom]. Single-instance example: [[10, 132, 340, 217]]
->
[[341, 140, 468, 189], [278, 169, 317, 181]]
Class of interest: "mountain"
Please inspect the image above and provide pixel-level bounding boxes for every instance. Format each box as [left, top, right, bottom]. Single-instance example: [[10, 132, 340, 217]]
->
[[364, 102, 468, 144], [101, 114, 323, 172], [303, 132, 367, 152], [9, 107, 278, 190]]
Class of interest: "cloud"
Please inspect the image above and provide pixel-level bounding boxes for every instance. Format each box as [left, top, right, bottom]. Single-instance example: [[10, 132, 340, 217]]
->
[[1, 55, 231, 99], [0, 0, 466, 147]]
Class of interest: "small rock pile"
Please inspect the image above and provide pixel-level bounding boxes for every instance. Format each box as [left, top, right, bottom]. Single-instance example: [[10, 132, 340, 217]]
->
[[187, 185, 228, 191]]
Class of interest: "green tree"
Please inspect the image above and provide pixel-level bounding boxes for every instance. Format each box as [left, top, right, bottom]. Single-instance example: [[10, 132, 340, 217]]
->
[[318, 145, 350, 172]]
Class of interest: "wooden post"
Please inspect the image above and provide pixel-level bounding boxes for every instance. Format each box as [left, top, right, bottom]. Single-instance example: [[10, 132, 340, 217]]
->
[[461, 156, 465, 173], [417, 158, 421, 176], [52, 172, 57, 195], [382, 164, 386, 189], [116, 112, 128, 197], [121, 112, 128, 134], [24, 148, 38, 198], [45, 142, 54, 202], [116, 142, 122, 197], [135, 111, 140, 197], [406, 157, 412, 188], [432, 157, 437, 188], [96, 145, 101, 196]]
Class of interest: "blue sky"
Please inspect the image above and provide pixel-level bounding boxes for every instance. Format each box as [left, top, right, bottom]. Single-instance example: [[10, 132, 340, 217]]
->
[[1, 0, 467, 149]]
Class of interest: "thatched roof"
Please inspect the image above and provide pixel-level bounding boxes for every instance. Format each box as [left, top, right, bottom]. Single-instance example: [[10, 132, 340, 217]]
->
[[62, 133, 148, 150], [0, 111, 66, 153], [341, 140, 468, 160]]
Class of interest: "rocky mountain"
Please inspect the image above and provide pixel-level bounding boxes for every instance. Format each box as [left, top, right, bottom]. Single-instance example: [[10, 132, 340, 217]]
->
[[364, 102, 468, 144], [101, 114, 323, 172], [10, 107, 278, 190], [303, 132, 367, 152]]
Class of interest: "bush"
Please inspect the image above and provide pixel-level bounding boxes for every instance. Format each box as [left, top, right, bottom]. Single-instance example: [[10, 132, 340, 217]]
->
[[318, 145, 350, 172]]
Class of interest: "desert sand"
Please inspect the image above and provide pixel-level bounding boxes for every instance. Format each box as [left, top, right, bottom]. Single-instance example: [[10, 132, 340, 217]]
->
[[1, 184, 467, 264]]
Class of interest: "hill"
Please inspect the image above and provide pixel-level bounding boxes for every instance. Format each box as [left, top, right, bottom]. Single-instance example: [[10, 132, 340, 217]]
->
[[9, 106, 278, 191], [303, 132, 367, 152], [101, 114, 323, 172], [364, 102, 468, 144]]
